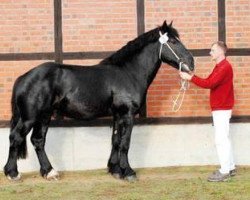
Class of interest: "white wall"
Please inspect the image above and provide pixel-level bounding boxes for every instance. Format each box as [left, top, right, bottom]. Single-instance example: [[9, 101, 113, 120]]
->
[[0, 123, 249, 173]]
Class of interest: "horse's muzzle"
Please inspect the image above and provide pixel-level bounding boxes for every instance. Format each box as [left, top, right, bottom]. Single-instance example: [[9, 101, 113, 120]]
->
[[180, 62, 193, 72]]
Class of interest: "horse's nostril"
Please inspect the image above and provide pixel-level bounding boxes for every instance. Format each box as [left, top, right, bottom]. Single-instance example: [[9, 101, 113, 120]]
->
[[181, 63, 191, 72]]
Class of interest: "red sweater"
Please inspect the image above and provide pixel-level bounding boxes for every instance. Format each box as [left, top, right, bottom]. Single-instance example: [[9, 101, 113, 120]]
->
[[191, 59, 234, 111]]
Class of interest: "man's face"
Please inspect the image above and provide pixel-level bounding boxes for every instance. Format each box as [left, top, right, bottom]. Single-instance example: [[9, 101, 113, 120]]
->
[[209, 44, 224, 61]]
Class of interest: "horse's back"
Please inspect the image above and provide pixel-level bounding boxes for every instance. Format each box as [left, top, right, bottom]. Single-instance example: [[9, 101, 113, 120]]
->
[[16, 62, 59, 83]]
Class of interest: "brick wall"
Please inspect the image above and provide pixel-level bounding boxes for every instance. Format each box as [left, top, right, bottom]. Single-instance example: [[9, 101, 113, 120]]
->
[[62, 0, 137, 52], [0, 0, 54, 53], [0, 0, 249, 121]]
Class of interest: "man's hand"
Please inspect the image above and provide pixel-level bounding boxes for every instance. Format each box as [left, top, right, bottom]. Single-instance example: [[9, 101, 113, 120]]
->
[[179, 72, 194, 81]]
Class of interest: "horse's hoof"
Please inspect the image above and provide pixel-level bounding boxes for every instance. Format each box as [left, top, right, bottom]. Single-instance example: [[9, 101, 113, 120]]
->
[[7, 173, 22, 181], [45, 169, 59, 181], [112, 173, 121, 179], [124, 175, 138, 182]]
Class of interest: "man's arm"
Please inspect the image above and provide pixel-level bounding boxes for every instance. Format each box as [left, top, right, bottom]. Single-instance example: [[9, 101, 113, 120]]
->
[[180, 66, 228, 89]]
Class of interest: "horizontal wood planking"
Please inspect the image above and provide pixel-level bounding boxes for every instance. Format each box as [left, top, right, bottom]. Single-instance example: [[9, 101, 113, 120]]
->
[[0, 48, 249, 61], [1, 115, 250, 128]]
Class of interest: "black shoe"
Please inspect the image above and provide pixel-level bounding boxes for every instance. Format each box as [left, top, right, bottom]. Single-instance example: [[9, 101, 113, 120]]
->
[[229, 169, 236, 176], [207, 170, 230, 182]]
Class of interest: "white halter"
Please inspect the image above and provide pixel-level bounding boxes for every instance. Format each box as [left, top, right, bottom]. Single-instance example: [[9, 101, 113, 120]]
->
[[158, 31, 189, 112]]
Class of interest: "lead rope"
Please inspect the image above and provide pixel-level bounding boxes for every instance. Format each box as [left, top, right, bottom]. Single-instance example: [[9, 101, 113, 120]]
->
[[172, 62, 189, 112], [158, 32, 190, 112]]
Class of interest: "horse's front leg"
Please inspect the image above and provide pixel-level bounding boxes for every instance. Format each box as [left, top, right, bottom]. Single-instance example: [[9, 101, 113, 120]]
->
[[108, 114, 122, 178], [119, 113, 137, 182]]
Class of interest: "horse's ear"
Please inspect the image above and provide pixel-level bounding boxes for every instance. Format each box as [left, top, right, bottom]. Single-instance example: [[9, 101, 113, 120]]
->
[[169, 20, 173, 27], [163, 20, 167, 27], [160, 20, 168, 33]]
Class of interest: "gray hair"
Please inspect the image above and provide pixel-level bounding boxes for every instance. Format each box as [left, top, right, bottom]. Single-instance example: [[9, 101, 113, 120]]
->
[[212, 41, 228, 54]]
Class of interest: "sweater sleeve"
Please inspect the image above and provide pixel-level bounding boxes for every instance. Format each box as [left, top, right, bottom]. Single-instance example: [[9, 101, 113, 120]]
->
[[191, 66, 228, 89]]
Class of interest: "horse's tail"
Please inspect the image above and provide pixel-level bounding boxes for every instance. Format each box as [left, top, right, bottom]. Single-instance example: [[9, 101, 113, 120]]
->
[[10, 79, 28, 159], [10, 88, 20, 130]]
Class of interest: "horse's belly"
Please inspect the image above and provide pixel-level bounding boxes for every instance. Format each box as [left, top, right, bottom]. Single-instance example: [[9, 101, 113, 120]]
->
[[56, 100, 111, 120]]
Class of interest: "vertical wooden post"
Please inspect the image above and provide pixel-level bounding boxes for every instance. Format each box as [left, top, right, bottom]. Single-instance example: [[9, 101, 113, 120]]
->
[[54, 0, 63, 63], [137, 0, 147, 118]]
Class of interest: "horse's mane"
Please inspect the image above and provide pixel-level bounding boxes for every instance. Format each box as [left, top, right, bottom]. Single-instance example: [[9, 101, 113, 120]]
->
[[100, 24, 180, 66]]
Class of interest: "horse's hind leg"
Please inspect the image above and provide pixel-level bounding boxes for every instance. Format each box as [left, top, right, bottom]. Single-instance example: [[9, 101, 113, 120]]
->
[[31, 116, 59, 180], [4, 119, 34, 180]]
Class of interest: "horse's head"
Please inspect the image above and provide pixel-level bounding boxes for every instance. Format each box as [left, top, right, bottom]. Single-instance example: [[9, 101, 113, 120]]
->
[[158, 21, 194, 72]]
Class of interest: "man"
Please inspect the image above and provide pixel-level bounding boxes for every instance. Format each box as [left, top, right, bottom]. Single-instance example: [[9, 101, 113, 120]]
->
[[180, 41, 236, 182]]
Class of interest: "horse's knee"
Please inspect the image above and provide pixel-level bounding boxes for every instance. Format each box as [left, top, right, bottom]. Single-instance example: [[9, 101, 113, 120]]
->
[[9, 120, 30, 147], [31, 136, 44, 150], [112, 134, 120, 147], [9, 133, 23, 147], [120, 138, 130, 153]]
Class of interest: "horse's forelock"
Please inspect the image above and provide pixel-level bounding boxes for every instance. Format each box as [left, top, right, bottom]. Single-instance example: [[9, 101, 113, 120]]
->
[[168, 26, 180, 39], [160, 21, 180, 39]]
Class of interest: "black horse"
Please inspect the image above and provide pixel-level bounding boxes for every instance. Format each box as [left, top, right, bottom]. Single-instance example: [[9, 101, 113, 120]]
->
[[4, 21, 194, 181]]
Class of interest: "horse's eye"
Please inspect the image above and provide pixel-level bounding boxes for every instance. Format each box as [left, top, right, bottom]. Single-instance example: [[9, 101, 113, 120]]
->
[[169, 38, 177, 44]]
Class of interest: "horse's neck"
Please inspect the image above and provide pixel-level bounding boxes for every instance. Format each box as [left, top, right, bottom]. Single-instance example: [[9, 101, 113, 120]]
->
[[126, 42, 162, 89]]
